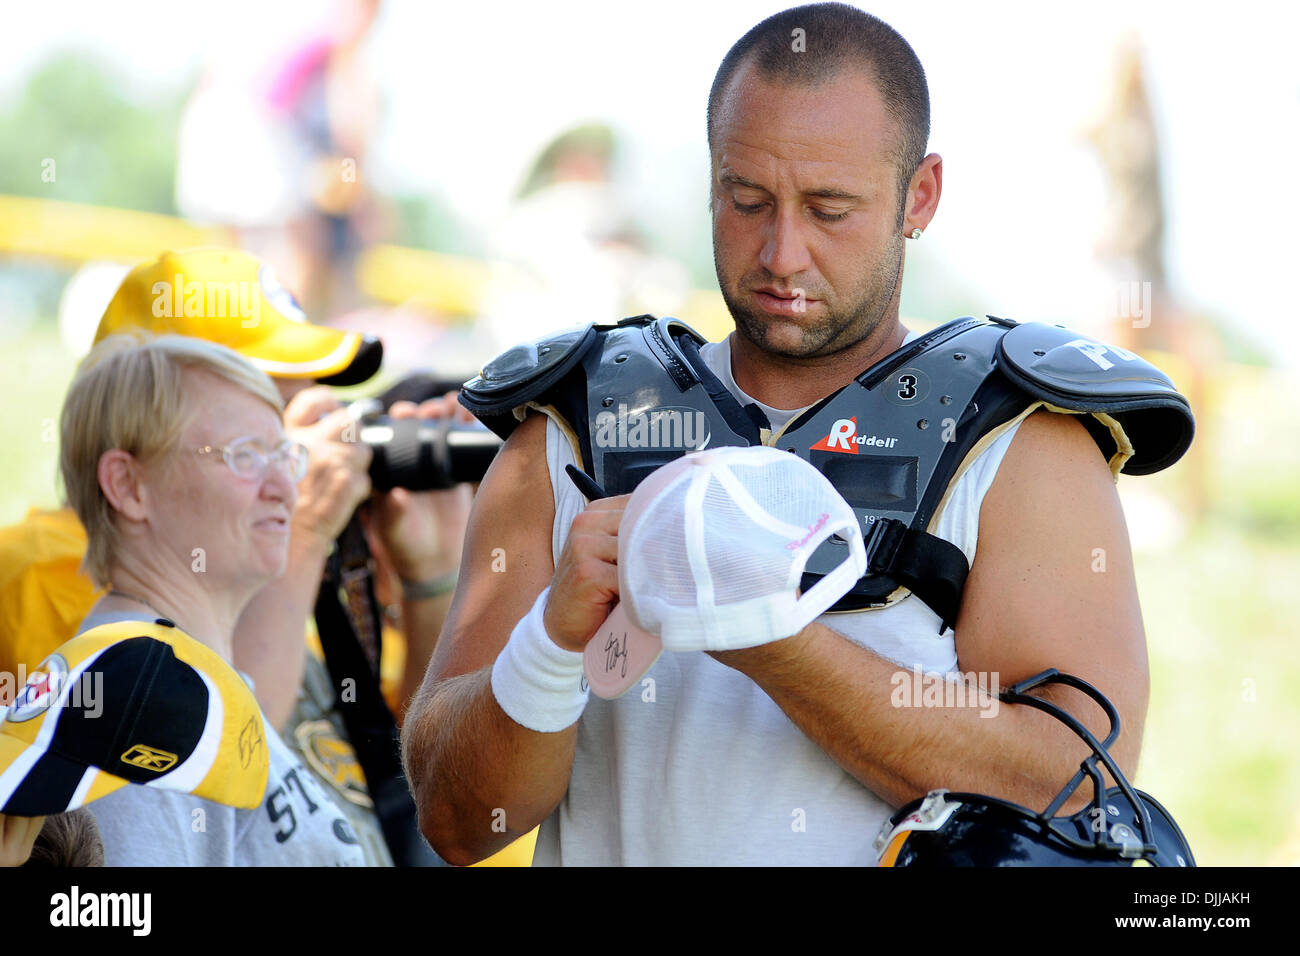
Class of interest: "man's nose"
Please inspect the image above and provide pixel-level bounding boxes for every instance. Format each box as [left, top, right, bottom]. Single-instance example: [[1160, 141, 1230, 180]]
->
[[758, 206, 813, 278]]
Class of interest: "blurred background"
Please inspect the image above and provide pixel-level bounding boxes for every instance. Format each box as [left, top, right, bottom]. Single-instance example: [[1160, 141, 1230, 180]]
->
[[1, 0, 1296, 866]]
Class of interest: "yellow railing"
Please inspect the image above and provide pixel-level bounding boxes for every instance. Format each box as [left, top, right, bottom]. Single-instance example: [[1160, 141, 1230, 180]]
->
[[0, 195, 739, 341]]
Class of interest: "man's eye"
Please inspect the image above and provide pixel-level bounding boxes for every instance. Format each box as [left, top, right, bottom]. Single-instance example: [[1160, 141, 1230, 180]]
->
[[812, 208, 850, 223], [732, 199, 765, 215]]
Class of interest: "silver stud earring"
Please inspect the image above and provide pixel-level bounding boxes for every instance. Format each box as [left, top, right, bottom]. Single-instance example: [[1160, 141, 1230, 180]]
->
[[910, 228, 922, 240]]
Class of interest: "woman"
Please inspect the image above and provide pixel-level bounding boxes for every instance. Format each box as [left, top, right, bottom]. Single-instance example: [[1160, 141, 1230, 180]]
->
[[59, 333, 366, 865]]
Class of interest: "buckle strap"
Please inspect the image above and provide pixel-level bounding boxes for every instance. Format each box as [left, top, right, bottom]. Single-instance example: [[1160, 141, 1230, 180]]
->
[[863, 518, 907, 575], [863, 518, 970, 633], [675, 334, 764, 445]]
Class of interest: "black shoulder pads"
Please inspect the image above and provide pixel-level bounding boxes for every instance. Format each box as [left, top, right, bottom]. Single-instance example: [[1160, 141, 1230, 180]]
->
[[459, 323, 603, 440], [458, 314, 716, 449], [997, 322, 1195, 475]]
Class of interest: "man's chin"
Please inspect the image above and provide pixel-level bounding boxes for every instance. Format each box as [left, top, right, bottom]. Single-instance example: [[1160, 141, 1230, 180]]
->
[[730, 305, 841, 360]]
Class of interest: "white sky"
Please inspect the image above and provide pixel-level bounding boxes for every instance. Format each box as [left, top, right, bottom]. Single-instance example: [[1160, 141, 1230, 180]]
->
[[2, 0, 1298, 361]]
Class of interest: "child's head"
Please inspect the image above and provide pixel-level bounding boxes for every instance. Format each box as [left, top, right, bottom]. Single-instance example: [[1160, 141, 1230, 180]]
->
[[22, 809, 105, 867]]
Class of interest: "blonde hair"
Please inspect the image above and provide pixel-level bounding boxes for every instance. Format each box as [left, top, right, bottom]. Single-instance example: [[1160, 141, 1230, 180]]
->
[[60, 333, 284, 588]]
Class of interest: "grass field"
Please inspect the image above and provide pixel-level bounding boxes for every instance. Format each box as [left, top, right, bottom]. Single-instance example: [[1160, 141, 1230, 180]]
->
[[1128, 363, 1300, 867], [4, 320, 1297, 866]]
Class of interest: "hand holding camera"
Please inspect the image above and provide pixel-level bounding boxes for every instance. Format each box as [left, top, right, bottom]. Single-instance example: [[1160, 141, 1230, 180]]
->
[[365, 394, 476, 585], [283, 386, 375, 551]]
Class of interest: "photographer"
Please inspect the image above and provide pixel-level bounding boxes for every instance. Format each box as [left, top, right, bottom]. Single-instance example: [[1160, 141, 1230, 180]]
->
[[1, 248, 473, 865]]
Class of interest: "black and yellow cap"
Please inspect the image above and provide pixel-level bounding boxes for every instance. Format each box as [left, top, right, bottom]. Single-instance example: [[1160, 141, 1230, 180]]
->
[[95, 248, 383, 385], [0, 621, 269, 815]]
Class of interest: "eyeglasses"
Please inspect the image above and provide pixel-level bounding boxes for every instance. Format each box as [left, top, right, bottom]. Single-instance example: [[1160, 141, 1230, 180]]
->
[[194, 436, 310, 482]]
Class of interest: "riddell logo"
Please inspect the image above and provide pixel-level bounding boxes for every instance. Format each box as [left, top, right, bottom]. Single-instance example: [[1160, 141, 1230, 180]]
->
[[810, 417, 898, 454]]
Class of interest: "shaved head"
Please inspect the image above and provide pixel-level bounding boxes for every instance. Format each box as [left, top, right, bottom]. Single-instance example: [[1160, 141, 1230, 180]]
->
[[708, 3, 929, 222]]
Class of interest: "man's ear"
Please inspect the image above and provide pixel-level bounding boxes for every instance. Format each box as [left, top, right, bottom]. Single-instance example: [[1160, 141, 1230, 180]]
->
[[97, 449, 149, 524], [903, 152, 943, 235]]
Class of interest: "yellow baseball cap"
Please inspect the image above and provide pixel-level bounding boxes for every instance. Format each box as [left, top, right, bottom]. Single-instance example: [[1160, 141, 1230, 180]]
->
[[95, 248, 383, 385]]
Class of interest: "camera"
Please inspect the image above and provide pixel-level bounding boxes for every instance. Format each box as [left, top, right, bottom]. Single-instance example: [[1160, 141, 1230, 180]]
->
[[347, 399, 503, 491]]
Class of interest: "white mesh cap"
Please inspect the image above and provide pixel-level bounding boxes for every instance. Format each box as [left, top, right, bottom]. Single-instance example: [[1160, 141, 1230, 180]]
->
[[582, 445, 867, 699]]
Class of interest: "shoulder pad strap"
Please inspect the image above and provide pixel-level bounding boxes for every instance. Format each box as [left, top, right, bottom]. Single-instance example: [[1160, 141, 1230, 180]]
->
[[458, 324, 602, 440], [997, 323, 1194, 474], [645, 316, 709, 390], [586, 316, 760, 491]]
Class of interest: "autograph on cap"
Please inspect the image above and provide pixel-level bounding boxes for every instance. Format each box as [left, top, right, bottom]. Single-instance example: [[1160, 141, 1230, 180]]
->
[[238, 715, 265, 769], [603, 631, 630, 678]]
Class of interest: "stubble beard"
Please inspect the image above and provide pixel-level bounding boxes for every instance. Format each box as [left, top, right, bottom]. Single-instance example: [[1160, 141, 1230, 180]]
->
[[716, 233, 905, 361]]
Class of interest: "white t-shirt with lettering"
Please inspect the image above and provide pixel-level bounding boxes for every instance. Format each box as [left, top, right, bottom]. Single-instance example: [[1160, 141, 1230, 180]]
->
[[81, 612, 367, 867]]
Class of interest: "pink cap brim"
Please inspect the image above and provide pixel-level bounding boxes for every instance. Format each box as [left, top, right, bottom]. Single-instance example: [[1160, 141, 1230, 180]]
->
[[582, 602, 662, 700]]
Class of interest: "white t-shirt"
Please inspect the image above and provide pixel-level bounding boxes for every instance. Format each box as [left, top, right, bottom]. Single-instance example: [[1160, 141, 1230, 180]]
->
[[532, 331, 1024, 865], [81, 612, 367, 867]]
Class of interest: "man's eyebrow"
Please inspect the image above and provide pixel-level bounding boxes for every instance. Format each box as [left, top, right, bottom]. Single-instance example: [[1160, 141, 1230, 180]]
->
[[803, 186, 862, 201], [718, 171, 768, 191], [718, 171, 861, 202]]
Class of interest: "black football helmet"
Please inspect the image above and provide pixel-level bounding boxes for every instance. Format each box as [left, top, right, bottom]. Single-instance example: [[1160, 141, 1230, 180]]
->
[[874, 669, 1195, 867]]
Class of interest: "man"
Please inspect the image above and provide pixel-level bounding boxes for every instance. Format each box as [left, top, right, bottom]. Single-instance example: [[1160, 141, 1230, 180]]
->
[[402, 3, 1152, 865], [1, 248, 471, 865]]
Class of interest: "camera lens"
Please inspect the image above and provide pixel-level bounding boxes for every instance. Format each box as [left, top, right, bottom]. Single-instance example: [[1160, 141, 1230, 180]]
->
[[361, 416, 502, 491]]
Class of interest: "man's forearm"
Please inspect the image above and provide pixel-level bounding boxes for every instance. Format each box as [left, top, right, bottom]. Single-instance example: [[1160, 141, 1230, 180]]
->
[[402, 667, 577, 866], [234, 534, 331, 732], [394, 589, 454, 723], [720, 622, 1119, 812]]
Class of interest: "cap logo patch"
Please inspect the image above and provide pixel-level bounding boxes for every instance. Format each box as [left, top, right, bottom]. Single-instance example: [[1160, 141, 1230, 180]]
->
[[121, 744, 178, 773], [258, 264, 307, 323], [8, 655, 69, 722]]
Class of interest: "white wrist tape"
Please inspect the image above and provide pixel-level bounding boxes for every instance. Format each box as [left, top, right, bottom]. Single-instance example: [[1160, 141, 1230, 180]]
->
[[491, 587, 589, 733]]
